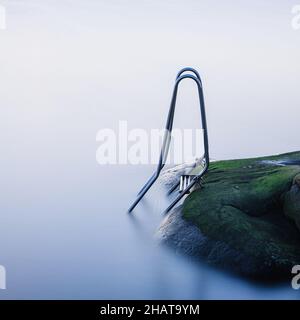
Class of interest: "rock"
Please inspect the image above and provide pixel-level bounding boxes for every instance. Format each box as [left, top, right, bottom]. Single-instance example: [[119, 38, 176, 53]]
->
[[294, 174, 300, 187], [284, 174, 300, 230], [157, 151, 300, 279], [159, 159, 202, 187]]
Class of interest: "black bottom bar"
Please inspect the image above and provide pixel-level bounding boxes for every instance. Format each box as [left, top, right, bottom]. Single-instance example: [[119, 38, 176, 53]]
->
[[0, 300, 295, 318]]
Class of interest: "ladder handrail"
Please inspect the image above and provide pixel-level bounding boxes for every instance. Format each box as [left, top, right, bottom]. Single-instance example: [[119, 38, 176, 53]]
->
[[128, 68, 209, 213], [168, 74, 209, 164], [176, 67, 202, 83]]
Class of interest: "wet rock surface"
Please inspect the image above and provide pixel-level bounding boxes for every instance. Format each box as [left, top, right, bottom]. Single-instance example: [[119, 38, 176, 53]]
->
[[157, 151, 300, 279]]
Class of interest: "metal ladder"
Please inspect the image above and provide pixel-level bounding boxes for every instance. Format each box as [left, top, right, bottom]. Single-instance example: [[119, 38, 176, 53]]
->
[[128, 67, 209, 214]]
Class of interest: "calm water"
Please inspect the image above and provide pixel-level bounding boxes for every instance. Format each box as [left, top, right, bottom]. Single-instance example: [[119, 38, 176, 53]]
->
[[0, 0, 300, 299]]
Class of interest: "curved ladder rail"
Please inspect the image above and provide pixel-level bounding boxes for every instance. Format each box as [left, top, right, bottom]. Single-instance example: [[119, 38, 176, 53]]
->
[[166, 68, 204, 196], [128, 69, 209, 213]]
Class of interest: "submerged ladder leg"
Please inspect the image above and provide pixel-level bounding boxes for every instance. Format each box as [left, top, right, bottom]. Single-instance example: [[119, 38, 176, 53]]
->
[[137, 172, 156, 196], [164, 178, 198, 214], [128, 171, 159, 212]]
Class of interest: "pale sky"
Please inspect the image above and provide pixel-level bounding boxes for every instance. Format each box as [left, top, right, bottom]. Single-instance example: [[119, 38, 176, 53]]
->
[[0, 0, 299, 163]]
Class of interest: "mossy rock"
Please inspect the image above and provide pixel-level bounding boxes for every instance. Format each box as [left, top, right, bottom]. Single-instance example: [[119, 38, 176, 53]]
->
[[284, 174, 300, 230], [159, 151, 300, 279]]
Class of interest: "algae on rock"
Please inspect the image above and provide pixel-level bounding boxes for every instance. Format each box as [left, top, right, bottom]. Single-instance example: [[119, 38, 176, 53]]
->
[[159, 151, 300, 278]]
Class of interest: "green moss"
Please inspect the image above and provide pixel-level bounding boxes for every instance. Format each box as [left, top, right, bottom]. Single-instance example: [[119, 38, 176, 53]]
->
[[182, 151, 300, 272]]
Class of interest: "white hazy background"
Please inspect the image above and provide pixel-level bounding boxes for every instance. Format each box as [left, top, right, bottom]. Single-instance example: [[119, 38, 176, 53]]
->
[[0, 0, 299, 299], [1, 0, 299, 161]]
